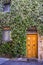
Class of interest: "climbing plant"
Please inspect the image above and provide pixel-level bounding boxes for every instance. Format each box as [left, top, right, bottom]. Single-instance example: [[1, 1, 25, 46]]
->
[[0, 0, 43, 58]]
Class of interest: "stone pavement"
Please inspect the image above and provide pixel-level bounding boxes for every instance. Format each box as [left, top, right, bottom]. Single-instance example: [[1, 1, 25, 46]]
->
[[0, 58, 43, 65], [0, 58, 9, 64]]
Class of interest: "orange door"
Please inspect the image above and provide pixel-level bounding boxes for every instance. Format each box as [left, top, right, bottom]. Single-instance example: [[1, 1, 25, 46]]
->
[[26, 34, 38, 58]]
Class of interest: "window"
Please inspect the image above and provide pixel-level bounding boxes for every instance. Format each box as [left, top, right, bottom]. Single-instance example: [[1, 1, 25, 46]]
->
[[3, 0, 11, 12], [3, 3, 10, 12], [0, 0, 11, 12], [2, 26, 12, 42]]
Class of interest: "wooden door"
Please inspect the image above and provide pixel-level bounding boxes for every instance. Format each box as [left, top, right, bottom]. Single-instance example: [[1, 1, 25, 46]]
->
[[26, 34, 38, 58]]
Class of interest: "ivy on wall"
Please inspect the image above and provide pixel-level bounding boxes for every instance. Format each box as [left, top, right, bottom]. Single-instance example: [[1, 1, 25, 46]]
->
[[0, 0, 43, 57]]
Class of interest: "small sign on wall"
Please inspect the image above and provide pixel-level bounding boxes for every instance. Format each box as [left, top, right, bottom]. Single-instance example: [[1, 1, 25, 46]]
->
[[2, 26, 12, 42]]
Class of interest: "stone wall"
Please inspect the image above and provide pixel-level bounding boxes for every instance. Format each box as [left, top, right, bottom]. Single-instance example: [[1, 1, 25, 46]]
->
[[38, 36, 43, 60]]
